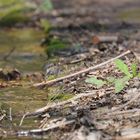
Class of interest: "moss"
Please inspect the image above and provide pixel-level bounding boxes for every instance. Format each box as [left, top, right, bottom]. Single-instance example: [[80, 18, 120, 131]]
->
[[48, 93, 73, 102], [0, 0, 35, 27], [118, 8, 140, 21], [46, 86, 74, 102], [47, 75, 57, 80], [44, 37, 68, 57], [0, 11, 29, 27], [0, 86, 48, 114], [0, 28, 45, 53], [0, 28, 46, 72]]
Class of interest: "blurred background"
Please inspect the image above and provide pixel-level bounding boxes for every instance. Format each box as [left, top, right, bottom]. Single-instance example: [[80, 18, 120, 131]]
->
[[0, 0, 140, 72], [0, 1, 140, 139]]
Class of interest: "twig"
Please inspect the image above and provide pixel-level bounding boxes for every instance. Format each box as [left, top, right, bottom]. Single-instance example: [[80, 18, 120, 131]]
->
[[70, 57, 87, 64], [3, 47, 16, 61], [19, 113, 29, 126], [107, 109, 140, 116], [26, 91, 98, 117], [33, 50, 131, 88], [99, 109, 140, 119], [115, 133, 140, 140], [93, 35, 120, 45], [17, 120, 75, 136], [115, 128, 140, 140], [104, 91, 140, 115], [9, 107, 12, 121], [0, 114, 6, 122]]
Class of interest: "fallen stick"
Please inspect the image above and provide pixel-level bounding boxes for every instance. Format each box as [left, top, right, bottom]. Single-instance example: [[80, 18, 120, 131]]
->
[[107, 108, 140, 116], [115, 128, 140, 140], [33, 50, 131, 88], [26, 91, 97, 117], [9, 107, 12, 121], [0, 114, 6, 122], [115, 133, 140, 140], [93, 35, 120, 45], [99, 109, 140, 120], [103, 91, 140, 115], [19, 112, 29, 126], [3, 46, 16, 61], [17, 120, 75, 137]]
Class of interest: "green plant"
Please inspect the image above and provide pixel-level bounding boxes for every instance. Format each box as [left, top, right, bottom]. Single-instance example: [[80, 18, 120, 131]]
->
[[40, 19, 52, 33], [85, 59, 139, 93], [85, 77, 106, 88], [0, 0, 35, 26], [0, 0, 53, 26], [44, 37, 68, 58], [39, 0, 53, 11]]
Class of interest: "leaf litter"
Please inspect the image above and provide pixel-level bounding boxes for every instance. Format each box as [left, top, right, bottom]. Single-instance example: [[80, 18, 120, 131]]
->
[[1, 0, 140, 140]]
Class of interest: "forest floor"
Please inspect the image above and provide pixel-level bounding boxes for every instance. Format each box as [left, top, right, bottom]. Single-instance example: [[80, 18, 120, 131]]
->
[[0, 0, 140, 140]]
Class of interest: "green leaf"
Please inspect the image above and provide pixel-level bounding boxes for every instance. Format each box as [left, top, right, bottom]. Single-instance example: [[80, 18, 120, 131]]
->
[[106, 77, 116, 83], [114, 76, 129, 93], [40, 0, 53, 11], [85, 77, 106, 88], [131, 63, 137, 77], [115, 80, 125, 93], [137, 72, 140, 78], [114, 59, 132, 78], [46, 38, 67, 57], [40, 19, 51, 33]]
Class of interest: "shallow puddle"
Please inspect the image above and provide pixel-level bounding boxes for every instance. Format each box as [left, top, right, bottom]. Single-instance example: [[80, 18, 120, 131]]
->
[[0, 28, 46, 72], [118, 8, 140, 22], [0, 28, 50, 139], [0, 27, 74, 139]]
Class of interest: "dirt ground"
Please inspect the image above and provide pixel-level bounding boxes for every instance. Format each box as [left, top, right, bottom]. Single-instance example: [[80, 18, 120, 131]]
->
[[18, 0, 140, 139], [1, 0, 140, 140]]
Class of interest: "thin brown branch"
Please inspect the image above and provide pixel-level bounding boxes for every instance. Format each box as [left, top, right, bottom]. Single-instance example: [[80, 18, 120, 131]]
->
[[9, 107, 12, 121], [93, 35, 120, 45], [99, 109, 140, 120], [3, 46, 16, 61], [115, 128, 140, 140], [19, 112, 29, 126], [103, 91, 140, 115], [26, 91, 98, 117], [115, 133, 140, 140], [17, 120, 75, 136], [0, 114, 6, 122], [33, 50, 131, 88], [107, 109, 140, 116]]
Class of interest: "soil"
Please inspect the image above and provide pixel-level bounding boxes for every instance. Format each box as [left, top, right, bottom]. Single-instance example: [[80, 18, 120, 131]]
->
[[1, 0, 140, 140]]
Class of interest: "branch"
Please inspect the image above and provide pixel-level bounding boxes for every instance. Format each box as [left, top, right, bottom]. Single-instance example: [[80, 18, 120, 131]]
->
[[26, 91, 98, 117], [17, 120, 75, 136], [103, 91, 140, 115], [33, 50, 131, 88], [93, 35, 120, 45]]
